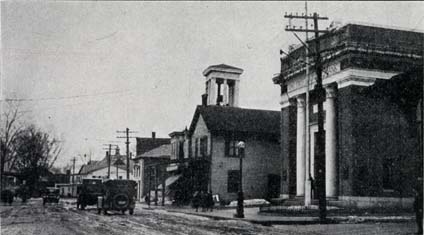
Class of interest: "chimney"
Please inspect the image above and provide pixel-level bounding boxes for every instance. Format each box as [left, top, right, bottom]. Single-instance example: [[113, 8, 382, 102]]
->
[[152, 132, 156, 139], [201, 94, 208, 106], [115, 146, 120, 156]]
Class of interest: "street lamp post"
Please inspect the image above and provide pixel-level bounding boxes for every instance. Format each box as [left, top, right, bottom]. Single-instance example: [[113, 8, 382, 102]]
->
[[235, 141, 245, 218]]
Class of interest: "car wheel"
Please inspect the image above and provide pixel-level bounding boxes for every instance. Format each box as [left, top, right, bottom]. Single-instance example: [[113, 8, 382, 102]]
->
[[121, 209, 125, 215], [129, 209, 134, 215], [103, 209, 108, 215], [113, 194, 129, 210], [97, 209, 101, 214]]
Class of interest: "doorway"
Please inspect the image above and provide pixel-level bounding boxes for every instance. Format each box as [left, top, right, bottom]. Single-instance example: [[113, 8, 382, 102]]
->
[[267, 174, 281, 199]]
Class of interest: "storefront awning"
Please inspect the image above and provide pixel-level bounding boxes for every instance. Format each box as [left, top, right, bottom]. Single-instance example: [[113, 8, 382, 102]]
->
[[158, 174, 182, 189]]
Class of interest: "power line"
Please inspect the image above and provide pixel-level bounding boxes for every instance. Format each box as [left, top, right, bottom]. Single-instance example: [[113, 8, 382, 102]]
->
[[2, 89, 136, 102], [116, 128, 138, 180]]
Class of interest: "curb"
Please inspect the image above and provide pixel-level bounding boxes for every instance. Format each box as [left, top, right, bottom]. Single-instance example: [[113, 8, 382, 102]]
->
[[165, 209, 415, 226]]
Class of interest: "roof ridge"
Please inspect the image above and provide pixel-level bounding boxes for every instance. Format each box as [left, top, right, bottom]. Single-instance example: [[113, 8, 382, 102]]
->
[[199, 105, 280, 113]]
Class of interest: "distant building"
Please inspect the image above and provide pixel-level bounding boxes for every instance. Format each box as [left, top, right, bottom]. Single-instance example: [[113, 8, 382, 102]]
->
[[136, 132, 170, 156], [273, 23, 423, 208], [78, 146, 134, 181], [133, 144, 170, 202]]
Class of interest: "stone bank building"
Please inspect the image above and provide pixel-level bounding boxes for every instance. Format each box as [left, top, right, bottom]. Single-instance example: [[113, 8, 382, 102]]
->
[[273, 23, 423, 207]]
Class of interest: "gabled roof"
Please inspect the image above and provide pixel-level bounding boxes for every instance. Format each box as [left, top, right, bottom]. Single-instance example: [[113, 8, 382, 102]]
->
[[202, 64, 243, 76], [137, 144, 171, 159], [78, 155, 133, 175], [188, 105, 280, 135], [136, 137, 170, 156]]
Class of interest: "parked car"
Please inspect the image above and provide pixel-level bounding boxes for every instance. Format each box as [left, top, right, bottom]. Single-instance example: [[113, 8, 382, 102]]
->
[[97, 179, 137, 215], [42, 187, 60, 205], [1, 189, 14, 205], [77, 181, 104, 210]]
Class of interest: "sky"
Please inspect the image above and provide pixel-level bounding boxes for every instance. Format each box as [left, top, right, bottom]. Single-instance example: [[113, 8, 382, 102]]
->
[[2, 1, 423, 170]]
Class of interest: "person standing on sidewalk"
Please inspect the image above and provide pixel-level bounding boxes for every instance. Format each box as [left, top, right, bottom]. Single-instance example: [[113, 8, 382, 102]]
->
[[206, 191, 214, 212], [192, 191, 200, 212]]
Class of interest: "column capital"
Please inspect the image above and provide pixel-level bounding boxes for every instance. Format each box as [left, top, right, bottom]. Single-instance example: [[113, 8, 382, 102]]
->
[[280, 93, 296, 108], [296, 95, 306, 108], [325, 85, 337, 99]]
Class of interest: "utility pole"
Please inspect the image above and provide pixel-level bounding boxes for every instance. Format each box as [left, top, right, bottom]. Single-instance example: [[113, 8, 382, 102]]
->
[[154, 165, 158, 206], [103, 143, 119, 179], [117, 128, 138, 180], [284, 11, 329, 222], [71, 157, 76, 196], [161, 167, 166, 206], [303, 1, 312, 208]]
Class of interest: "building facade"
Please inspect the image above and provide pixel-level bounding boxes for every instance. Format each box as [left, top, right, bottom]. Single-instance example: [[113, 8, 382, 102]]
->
[[133, 144, 170, 202], [273, 23, 423, 208], [169, 64, 283, 204]]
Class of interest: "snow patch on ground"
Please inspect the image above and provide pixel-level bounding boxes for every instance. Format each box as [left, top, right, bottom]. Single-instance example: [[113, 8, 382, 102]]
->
[[228, 199, 270, 207], [151, 208, 211, 221], [285, 205, 340, 210]]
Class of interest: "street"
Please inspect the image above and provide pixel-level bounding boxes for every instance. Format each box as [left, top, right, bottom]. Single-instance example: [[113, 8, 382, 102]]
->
[[0, 198, 418, 235]]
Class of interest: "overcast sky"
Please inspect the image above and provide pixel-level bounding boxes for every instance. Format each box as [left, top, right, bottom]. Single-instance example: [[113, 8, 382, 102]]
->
[[2, 1, 423, 169]]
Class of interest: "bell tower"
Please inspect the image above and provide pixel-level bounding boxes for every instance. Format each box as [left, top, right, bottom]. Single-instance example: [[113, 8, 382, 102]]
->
[[202, 64, 243, 107]]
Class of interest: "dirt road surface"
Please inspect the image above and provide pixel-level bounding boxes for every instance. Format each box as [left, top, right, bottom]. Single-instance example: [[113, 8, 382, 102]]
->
[[1, 198, 417, 235]]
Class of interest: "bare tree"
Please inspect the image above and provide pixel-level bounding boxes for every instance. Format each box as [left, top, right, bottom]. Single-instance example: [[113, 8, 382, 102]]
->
[[12, 125, 62, 194], [0, 101, 25, 193]]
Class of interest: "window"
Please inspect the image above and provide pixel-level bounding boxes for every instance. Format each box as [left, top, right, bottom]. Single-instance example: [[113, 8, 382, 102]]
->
[[227, 170, 240, 193], [92, 176, 96, 178], [225, 137, 243, 157], [119, 176, 123, 179], [200, 136, 208, 157], [178, 143, 184, 160], [195, 138, 199, 158]]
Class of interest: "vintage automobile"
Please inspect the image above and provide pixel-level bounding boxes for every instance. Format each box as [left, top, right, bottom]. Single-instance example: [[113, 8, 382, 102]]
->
[[97, 179, 137, 215], [77, 179, 104, 210], [42, 187, 60, 205]]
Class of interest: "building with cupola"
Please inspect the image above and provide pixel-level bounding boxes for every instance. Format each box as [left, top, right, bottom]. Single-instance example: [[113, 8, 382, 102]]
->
[[166, 64, 283, 204]]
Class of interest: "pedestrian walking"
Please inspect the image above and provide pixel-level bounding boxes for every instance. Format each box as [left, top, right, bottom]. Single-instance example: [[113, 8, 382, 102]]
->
[[200, 191, 207, 212], [206, 191, 214, 212], [144, 194, 151, 206]]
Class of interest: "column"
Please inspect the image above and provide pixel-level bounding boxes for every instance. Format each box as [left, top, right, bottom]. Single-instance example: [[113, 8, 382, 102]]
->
[[233, 80, 239, 107], [206, 81, 211, 104], [325, 86, 337, 198], [296, 96, 306, 197], [208, 78, 217, 105], [223, 80, 228, 105]]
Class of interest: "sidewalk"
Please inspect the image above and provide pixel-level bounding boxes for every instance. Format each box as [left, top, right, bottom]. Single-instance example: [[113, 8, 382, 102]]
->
[[138, 203, 415, 225], [166, 207, 320, 225]]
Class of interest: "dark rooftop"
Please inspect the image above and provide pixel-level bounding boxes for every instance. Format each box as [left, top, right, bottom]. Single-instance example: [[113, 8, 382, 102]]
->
[[135, 137, 170, 156], [137, 144, 171, 159], [189, 105, 280, 135]]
